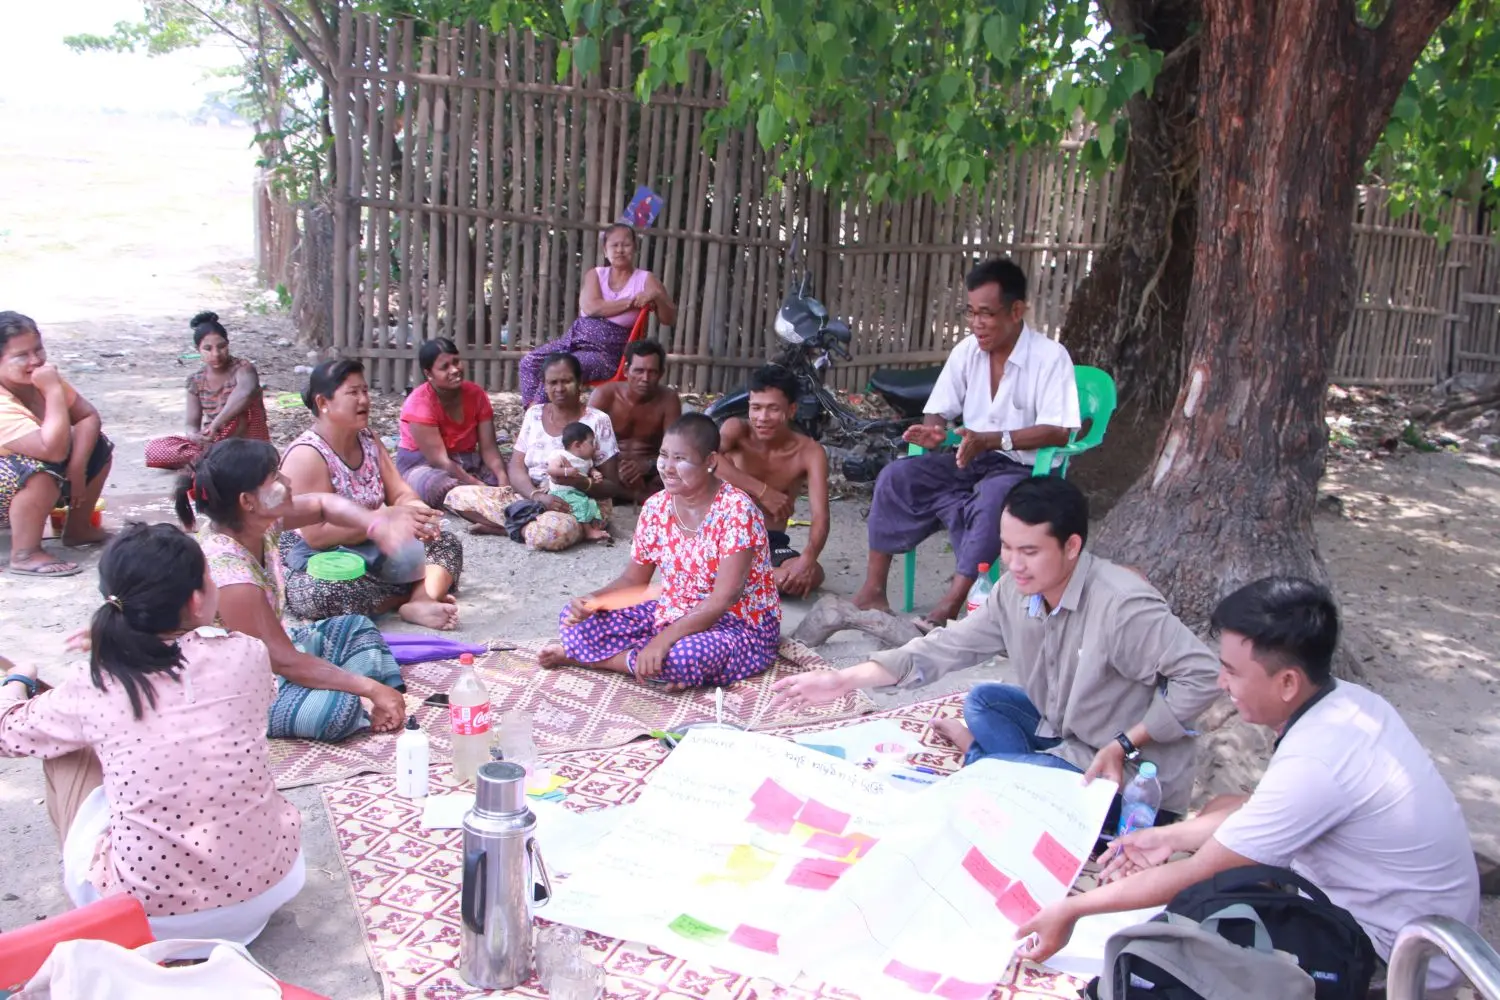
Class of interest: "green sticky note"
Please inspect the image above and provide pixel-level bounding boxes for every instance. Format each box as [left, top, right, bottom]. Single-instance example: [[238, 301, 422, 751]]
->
[[669, 913, 728, 944]]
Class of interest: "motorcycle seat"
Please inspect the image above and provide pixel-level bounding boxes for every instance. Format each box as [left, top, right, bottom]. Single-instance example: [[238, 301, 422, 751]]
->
[[867, 366, 942, 409]]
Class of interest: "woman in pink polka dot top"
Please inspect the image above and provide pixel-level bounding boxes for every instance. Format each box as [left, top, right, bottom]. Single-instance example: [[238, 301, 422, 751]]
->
[[0, 523, 305, 944]]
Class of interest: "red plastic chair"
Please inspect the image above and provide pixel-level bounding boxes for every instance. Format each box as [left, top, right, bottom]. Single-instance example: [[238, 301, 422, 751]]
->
[[0, 894, 328, 998], [589, 305, 652, 387]]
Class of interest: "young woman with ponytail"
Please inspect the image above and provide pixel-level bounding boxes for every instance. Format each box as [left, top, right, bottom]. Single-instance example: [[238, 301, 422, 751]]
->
[[0, 523, 305, 943], [178, 437, 435, 741]]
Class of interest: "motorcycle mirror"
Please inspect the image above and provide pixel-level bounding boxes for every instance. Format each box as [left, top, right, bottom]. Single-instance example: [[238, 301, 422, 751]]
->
[[826, 319, 852, 342]]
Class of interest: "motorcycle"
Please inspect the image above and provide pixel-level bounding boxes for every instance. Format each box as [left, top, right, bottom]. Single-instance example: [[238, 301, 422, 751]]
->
[[705, 270, 944, 481]]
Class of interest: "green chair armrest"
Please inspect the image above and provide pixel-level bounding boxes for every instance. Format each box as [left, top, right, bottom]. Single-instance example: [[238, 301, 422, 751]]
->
[[906, 430, 961, 457], [1032, 435, 1104, 477]]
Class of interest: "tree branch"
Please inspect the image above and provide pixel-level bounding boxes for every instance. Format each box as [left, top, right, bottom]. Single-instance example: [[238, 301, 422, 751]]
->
[[261, 0, 333, 86], [181, 0, 254, 50], [1354, 0, 1460, 152]]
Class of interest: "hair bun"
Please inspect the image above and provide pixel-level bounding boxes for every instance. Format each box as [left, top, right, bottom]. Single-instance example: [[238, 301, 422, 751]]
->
[[190, 311, 220, 328]]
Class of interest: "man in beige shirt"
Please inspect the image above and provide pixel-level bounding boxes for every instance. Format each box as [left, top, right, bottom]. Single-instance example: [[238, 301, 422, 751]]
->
[[772, 476, 1221, 819]]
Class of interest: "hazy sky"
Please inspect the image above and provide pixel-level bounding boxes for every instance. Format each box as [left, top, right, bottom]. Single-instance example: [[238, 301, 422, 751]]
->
[[0, 0, 240, 116]]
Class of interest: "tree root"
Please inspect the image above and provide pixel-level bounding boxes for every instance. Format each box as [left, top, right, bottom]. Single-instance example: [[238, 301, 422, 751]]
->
[[790, 595, 925, 649]]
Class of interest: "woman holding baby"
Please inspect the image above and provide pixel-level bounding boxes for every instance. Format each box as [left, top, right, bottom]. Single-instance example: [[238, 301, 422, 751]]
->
[[503, 352, 628, 550]]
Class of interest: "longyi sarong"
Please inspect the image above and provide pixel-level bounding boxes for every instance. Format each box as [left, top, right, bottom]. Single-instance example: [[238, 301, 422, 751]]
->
[[395, 447, 499, 508], [867, 449, 1030, 578], [518, 316, 633, 405]]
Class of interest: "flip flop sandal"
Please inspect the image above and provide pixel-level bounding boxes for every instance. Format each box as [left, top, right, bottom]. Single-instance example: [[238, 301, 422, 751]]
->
[[10, 560, 83, 578]]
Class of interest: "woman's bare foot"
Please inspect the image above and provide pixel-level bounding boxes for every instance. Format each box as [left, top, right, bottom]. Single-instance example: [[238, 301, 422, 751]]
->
[[537, 642, 580, 669], [850, 583, 893, 614], [61, 522, 111, 547], [931, 718, 975, 753], [584, 526, 611, 543], [467, 522, 507, 536], [399, 598, 459, 630]]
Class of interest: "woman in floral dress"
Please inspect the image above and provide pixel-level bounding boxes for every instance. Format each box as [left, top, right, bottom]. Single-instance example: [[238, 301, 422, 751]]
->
[[540, 413, 781, 690]]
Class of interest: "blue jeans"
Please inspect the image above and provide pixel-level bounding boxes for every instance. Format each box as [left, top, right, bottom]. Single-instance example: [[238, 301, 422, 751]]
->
[[962, 683, 1083, 773]]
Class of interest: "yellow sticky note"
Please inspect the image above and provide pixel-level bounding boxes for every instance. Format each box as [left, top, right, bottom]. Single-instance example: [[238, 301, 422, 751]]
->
[[698, 844, 777, 886], [525, 772, 567, 796]]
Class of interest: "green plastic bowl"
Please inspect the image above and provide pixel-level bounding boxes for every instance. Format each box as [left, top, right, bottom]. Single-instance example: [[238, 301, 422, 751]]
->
[[307, 551, 367, 582]]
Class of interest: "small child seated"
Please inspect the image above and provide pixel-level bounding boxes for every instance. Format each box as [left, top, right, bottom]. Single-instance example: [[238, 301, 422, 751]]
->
[[546, 422, 609, 542]]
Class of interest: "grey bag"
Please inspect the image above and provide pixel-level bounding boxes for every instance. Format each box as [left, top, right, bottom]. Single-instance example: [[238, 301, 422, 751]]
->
[[1096, 908, 1317, 1000]]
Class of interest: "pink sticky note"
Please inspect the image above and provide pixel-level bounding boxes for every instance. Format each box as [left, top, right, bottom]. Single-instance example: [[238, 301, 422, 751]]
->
[[848, 833, 879, 858], [730, 924, 780, 954], [883, 959, 942, 993], [805, 832, 859, 857], [934, 977, 993, 1000], [961, 846, 1011, 901], [751, 778, 803, 814], [798, 798, 852, 835], [747, 805, 796, 834], [786, 866, 839, 891], [1033, 832, 1082, 885], [996, 881, 1041, 924], [796, 857, 853, 878]]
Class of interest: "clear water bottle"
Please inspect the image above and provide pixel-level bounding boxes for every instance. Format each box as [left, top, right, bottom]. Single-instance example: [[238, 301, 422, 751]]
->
[[494, 710, 539, 782], [1117, 761, 1162, 837], [964, 564, 995, 617], [450, 653, 492, 784]]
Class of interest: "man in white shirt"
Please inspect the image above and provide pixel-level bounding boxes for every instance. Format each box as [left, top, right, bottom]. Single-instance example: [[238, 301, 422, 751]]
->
[[1015, 577, 1481, 995], [852, 258, 1081, 629]]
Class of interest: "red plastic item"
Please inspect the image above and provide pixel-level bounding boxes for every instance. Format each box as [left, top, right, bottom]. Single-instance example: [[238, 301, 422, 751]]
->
[[0, 894, 329, 998], [589, 305, 653, 387]]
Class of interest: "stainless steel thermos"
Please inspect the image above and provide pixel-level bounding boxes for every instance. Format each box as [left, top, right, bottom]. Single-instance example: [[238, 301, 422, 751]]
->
[[458, 761, 552, 989]]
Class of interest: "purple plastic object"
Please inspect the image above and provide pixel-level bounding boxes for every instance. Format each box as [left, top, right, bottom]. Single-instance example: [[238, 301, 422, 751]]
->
[[381, 633, 489, 665]]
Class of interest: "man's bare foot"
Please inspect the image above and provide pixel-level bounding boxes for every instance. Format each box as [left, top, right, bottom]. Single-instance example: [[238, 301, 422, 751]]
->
[[537, 642, 580, 669], [399, 598, 459, 630], [923, 599, 963, 627], [61, 523, 111, 547], [931, 718, 976, 753], [850, 583, 893, 614]]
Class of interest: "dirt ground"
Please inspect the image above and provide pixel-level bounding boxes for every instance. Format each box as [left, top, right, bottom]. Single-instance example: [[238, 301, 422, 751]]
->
[[1, 110, 1496, 997]]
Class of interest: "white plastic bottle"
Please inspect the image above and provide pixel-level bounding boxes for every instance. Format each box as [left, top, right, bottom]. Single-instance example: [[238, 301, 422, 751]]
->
[[964, 563, 995, 617], [1117, 761, 1162, 837], [449, 653, 492, 784], [395, 715, 430, 799]]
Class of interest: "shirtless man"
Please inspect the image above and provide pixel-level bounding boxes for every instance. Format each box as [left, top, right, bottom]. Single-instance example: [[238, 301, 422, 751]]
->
[[588, 340, 681, 502], [717, 365, 829, 598]]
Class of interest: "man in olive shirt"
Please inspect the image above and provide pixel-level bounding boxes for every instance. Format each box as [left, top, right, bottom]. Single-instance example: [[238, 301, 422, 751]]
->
[[771, 476, 1221, 818]]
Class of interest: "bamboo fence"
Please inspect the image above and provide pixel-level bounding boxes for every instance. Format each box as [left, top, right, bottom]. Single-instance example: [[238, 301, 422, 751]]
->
[[318, 15, 1500, 394]]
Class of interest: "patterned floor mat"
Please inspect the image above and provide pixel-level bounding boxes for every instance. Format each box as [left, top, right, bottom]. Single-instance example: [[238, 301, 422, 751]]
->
[[320, 692, 1093, 1000], [271, 639, 875, 790]]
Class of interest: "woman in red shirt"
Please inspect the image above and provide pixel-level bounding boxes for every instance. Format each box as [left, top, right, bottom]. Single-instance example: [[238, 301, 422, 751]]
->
[[396, 339, 513, 517]]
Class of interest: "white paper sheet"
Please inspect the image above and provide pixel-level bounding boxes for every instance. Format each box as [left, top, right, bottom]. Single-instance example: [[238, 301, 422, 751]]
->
[[543, 728, 1115, 997], [1048, 907, 1165, 979], [794, 717, 926, 764], [420, 792, 475, 830]]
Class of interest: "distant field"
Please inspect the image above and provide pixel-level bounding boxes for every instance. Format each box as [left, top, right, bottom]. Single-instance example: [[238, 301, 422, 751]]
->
[[0, 110, 258, 324]]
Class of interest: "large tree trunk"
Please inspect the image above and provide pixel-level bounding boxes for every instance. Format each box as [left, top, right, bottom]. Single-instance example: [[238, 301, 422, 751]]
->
[[1059, 0, 1199, 415], [1092, 0, 1458, 629]]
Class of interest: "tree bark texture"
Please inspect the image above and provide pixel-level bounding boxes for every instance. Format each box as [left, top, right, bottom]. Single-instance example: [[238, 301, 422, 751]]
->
[[1093, 0, 1459, 626], [1060, 0, 1199, 415]]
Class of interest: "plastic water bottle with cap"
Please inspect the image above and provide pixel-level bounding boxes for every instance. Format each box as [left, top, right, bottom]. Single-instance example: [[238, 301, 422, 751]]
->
[[450, 653, 492, 784], [1117, 761, 1162, 838], [395, 715, 429, 799], [963, 564, 995, 617]]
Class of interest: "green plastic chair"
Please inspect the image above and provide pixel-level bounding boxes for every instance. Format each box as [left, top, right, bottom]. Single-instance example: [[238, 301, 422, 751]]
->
[[898, 365, 1118, 613]]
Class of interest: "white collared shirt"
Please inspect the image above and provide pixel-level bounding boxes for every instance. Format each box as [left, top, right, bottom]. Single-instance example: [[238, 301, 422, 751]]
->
[[921, 324, 1081, 464]]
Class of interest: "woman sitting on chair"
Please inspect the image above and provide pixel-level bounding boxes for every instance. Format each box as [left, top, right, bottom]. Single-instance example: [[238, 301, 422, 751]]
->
[[540, 414, 781, 690], [0, 311, 113, 579], [517, 224, 676, 406]]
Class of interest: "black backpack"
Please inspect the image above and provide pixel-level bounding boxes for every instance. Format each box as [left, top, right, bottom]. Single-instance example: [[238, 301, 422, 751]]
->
[[1084, 864, 1379, 1000]]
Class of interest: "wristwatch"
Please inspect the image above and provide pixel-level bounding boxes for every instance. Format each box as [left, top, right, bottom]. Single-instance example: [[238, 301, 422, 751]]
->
[[1000, 430, 1014, 452], [1113, 732, 1141, 761]]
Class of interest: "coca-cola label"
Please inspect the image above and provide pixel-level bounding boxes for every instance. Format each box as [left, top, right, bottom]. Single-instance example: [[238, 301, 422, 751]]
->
[[450, 702, 491, 735]]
